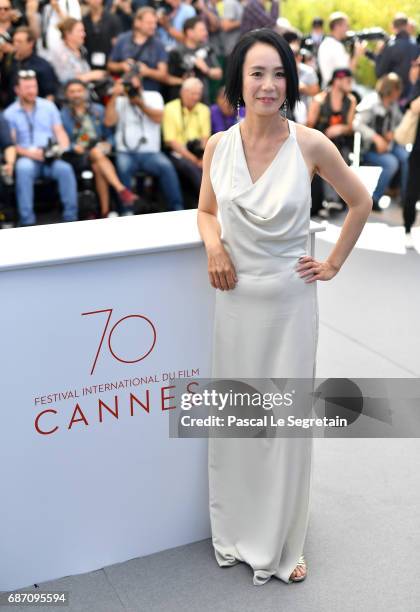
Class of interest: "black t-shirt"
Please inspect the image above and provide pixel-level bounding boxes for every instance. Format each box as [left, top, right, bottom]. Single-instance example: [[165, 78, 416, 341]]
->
[[83, 12, 123, 68], [0, 25, 18, 108], [6, 53, 59, 106], [167, 43, 220, 104]]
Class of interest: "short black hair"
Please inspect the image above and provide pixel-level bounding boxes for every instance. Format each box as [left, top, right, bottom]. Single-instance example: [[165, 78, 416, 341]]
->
[[224, 28, 300, 112], [282, 30, 300, 45], [183, 16, 205, 35]]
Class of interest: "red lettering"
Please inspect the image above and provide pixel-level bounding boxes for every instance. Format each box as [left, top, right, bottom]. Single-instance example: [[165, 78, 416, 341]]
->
[[130, 391, 150, 415], [35, 409, 58, 435], [68, 403, 89, 429], [99, 396, 119, 422], [161, 386, 176, 411]]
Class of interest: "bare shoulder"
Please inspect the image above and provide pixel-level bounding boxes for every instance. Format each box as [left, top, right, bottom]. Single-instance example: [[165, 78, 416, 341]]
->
[[295, 123, 341, 155], [294, 122, 327, 148], [294, 123, 335, 172], [204, 131, 226, 158]]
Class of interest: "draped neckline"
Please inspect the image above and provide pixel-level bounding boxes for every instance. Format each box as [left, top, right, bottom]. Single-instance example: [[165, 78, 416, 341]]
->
[[236, 119, 292, 187]]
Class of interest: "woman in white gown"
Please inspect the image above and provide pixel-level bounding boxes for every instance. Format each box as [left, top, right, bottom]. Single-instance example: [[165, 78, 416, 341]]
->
[[197, 29, 372, 585]]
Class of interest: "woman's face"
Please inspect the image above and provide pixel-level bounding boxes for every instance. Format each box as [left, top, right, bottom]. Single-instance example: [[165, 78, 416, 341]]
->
[[241, 42, 287, 116], [68, 22, 86, 48]]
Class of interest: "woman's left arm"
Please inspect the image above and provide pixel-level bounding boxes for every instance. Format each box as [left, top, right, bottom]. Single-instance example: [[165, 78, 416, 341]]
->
[[297, 128, 372, 283]]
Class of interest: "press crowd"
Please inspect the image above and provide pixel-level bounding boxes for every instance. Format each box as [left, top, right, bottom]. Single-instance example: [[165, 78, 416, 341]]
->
[[0, 1, 418, 243]]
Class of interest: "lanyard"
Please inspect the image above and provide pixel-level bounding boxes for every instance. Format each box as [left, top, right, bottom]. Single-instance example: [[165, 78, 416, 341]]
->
[[22, 107, 36, 145], [179, 99, 199, 142]]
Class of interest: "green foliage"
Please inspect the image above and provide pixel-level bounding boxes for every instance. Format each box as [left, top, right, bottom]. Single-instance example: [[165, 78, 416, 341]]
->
[[282, 0, 420, 34], [282, 0, 420, 86]]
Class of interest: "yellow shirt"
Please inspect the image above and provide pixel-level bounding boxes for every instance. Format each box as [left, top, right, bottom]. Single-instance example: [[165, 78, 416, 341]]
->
[[162, 99, 211, 146]]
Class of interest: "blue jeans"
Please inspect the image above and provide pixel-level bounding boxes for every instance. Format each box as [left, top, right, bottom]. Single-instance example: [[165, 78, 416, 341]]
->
[[364, 142, 409, 202], [116, 151, 184, 211], [15, 157, 78, 225]]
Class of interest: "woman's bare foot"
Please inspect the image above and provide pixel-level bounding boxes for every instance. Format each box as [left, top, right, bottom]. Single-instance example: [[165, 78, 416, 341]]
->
[[289, 556, 307, 581]]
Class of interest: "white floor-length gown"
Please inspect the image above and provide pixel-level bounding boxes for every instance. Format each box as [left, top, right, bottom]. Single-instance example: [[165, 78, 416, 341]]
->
[[208, 119, 319, 585]]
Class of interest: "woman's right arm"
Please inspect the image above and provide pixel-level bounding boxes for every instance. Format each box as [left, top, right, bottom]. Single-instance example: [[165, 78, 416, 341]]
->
[[197, 133, 238, 291]]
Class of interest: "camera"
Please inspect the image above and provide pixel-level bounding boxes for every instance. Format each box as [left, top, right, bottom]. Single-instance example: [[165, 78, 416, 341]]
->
[[42, 138, 62, 163], [169, 46, 210, 79], [122, 63, 142, 98], [88, 77, 115, 102], [186, 139, 204, 159], [344, 27, 388, 55]]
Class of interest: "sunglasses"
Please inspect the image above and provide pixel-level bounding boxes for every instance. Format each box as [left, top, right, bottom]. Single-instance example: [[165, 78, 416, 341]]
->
[[18, 69, 36, 79]]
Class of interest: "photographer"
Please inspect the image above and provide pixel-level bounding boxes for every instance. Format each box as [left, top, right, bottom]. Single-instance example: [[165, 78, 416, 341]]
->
[[4, 71, 78, 226], [162, 76, 210, 196], [166, 17, 221, 104], [157, 0, 195, 51], [402, 70, 420, 247], [50, 18, 107, 85], [104, 75, 184, 211], [30, 0, 82, 61], [0, 0, 18, 62], [307, 68, 356, 212], [3, 27, 59, 106], [83, 0, 122, 70], [375, 13, 419, 102], [108, 0, 132, 33], [353, 72, 409, 211], [108, 7, 168, 93], [220, 0, 243, 58], [0, 0, 19, 103], [317, 12, 366, 88], [61, 79, 139, 217]]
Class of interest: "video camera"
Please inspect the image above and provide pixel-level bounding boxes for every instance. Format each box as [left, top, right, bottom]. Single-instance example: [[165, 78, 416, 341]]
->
[[344, 27, 388, 54]]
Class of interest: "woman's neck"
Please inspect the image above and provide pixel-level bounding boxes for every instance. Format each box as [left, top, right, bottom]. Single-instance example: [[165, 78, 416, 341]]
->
[[65, 40, 80, 54], [240, 112, 288, 143]]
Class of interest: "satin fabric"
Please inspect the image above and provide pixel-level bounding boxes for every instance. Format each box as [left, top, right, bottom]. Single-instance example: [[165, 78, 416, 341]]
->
[[208, 120, 319, 585]]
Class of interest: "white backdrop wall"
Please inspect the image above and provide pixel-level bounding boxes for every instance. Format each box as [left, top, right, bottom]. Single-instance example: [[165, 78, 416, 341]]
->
[[0, 245, 214, 591]]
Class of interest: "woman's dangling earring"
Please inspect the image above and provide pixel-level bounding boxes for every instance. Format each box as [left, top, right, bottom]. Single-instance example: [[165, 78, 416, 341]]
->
[[236, 99, 241, 123], [280, 98, 288, 120]]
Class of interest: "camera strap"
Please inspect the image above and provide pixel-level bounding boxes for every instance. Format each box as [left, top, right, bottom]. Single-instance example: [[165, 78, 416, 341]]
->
[[121, 99, 147, 152], [131, 35, 152, 64]]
